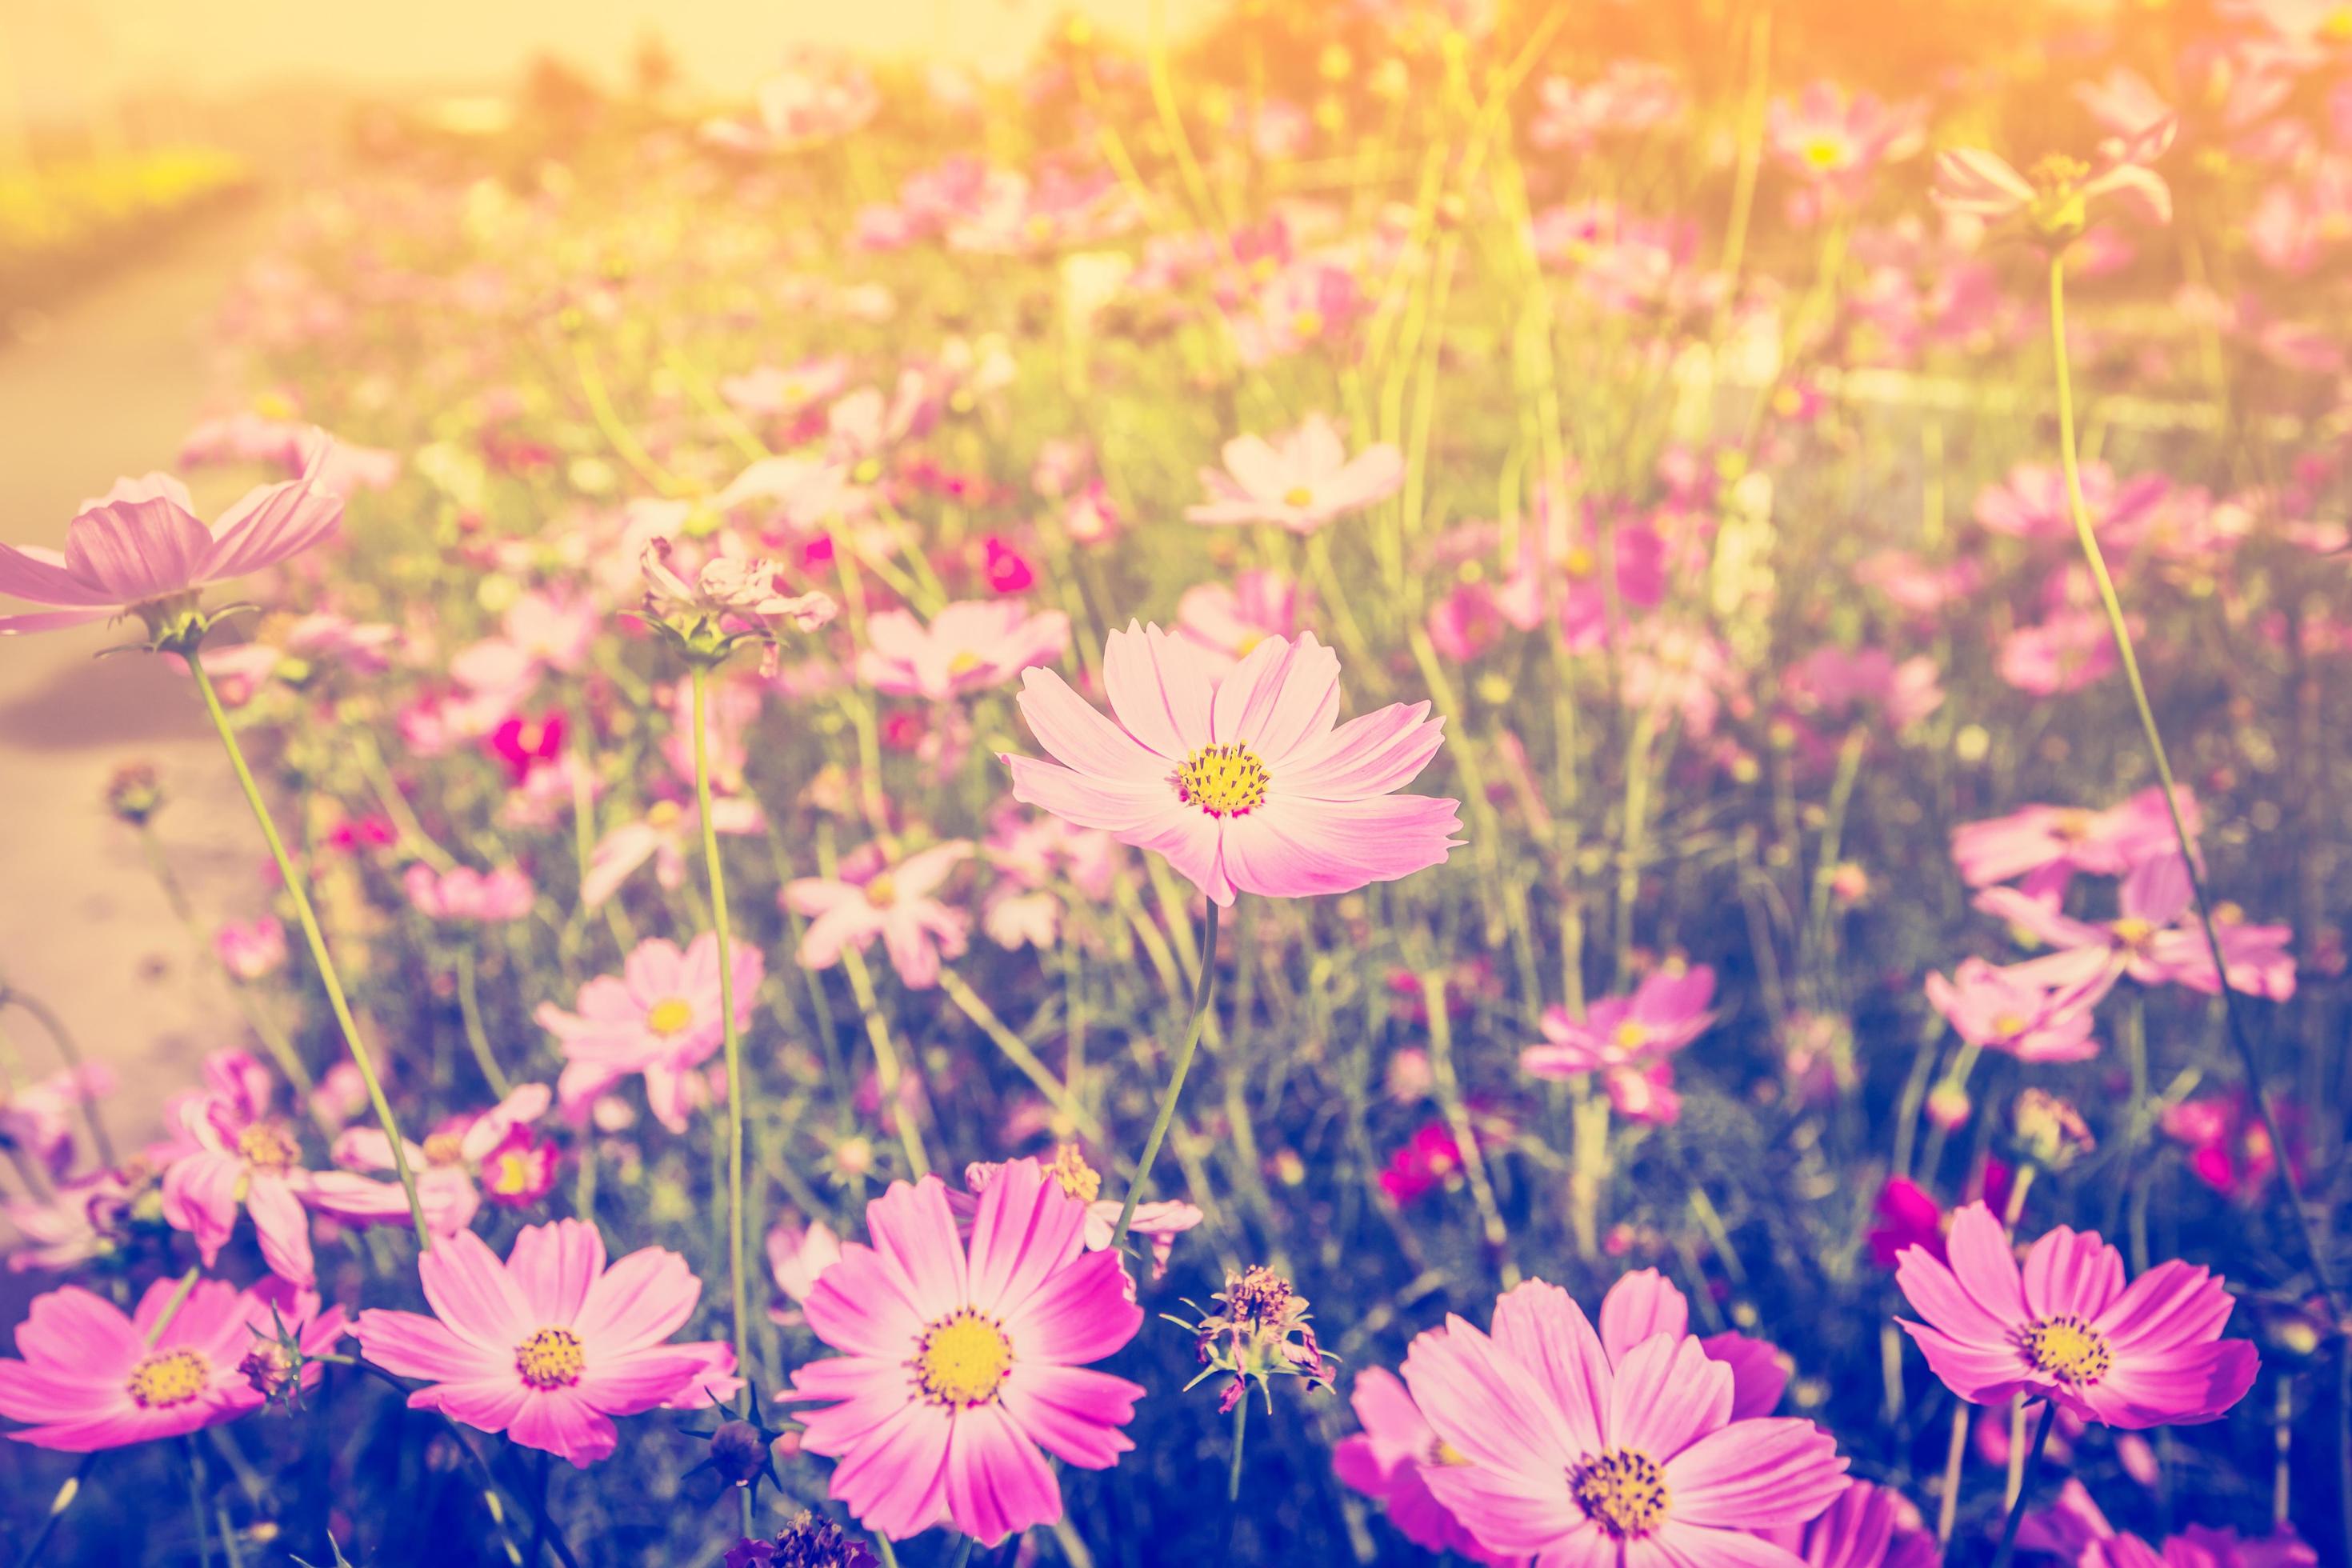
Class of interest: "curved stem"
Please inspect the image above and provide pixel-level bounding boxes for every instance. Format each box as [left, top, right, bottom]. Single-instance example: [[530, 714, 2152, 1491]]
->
[[1110, 898, 1221, 1255], [453, 947, 513, 1098], [690, 666, 754, 1455], [0, 988, 116, 1168], [1988, 1402, 2058, 1568], [2046, 255, 2339, 1314], [188, 650, 428, 1250]]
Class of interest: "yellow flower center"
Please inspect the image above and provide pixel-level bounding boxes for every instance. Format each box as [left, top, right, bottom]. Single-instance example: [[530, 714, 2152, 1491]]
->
[[1426, 1437, 1470, 1466], [646, 997, 695, 1038], [2023, 1314, 2112, 1384], [1990, 1013, 2029, 1039], [1048, 1143, 1102, 1204], [2322, 6, 2352, 42], [422, 1132, 467, 1166], [646, 799, 684, 830], [946, 650, 986, 678], [237, 1122, 302, 1173], [1561, 544, 1598, 579], [514, 1326, 586, 1390], [1611, 1019, 1650, 1051], [1570, 1448, 1670, 1538], [1802, 136, 1846, 171], [126, 1348, 211, 1409], [914, 1310, 1013, 1406], [1174, 742, 1270, 818], [1289, 309, 1325, 340], [488, 1148, 542, 1197], [863, 873, 900, 908], [1282, 485, 1316, 509], [2110, 917, 2156, 950]]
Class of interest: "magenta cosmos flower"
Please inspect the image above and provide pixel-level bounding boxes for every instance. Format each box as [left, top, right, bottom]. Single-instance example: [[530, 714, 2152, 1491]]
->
[[0, 450, 341, 636], [1950, 786, 2195, 893], [537, 934, 764, 1132], [0, 1274, 342, 1450], [1183, 415, 1403, 535], [355, 1219, 737, 1467], [787, 1158, 1144, 1543], [856, 600, 1070, 702], [310, 1083, 553, 1237], [1895, 1201, 2258, 1429], [162, 1049, 318, 1288], [1005, 623, 1462, 908], [784, 841, 974, 989], [1755, 1478, 1938, 1568], [1399, 1277, 1846, 1565], [403, 863, 534, 923], [1521, 965, 1717, 1122]]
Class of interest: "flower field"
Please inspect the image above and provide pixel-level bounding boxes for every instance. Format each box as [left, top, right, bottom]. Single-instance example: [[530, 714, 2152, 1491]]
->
[[2, 2, 2350, 1563]]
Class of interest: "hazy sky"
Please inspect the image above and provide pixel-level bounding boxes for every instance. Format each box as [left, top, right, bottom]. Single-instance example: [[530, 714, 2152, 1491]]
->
[[2, 0, 1222, 118]]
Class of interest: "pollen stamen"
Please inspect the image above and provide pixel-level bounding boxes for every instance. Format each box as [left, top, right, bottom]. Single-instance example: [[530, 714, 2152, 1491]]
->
[[1174, 742, 1270, 818]]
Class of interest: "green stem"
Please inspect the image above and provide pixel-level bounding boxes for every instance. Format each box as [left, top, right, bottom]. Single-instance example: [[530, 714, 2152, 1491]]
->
[[1110, 898, 1221, 1254], [2046, 254, 2339, 1316], [1987, 1402, 2058, 1568], [186, 1438, 212, 1568], [454, 947, 513, 1098], [689, 666, 753, 1439], [1422, 968, 1514, 1286], [187, 648, 429, 1251], [1228, 1394, 1249, 1503]]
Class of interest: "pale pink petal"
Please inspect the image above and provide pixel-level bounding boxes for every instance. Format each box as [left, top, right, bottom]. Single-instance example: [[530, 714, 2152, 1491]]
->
[[1013, 667, 1168, 782], [508, 1218, 606, 1326], [1102, 622, 1210, 759], [1001, 1247, 1139, 1365], [825, 1399, 953, 1539], [1597, 1269, 1691, 1364], [1209, 634, 1340, 758], [0, 542, 111, 606], [1487, 1279, 1611, 1456], [201, 474, 342, 583], [943, 1402, 1063, 1542], [2021, 1226, 2126, 1323], [506, 1386, 618, 1467], [998, 1362, 1142, 1469], [571, 1245, 699, 1351], [62, 499, 213, 603], [1663, 1416, 1849, 1528], [966, 1158, 1086, 1320], [1276, 702, 1445, 799], [354, 1308, 508, 1383], [418, 1226, 534, 1351], [1606, 1333, 1730, 1459], [863, 1177, 968, 1322], [1219, 794, 1462, 899]]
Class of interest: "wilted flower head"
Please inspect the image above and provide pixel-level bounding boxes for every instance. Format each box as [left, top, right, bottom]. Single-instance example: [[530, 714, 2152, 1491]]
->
[[1181, 1264, 1336, 1414], [639, 537, 836, 668], [724, 1512, 881, 1568], [2014, 1088, 2096, 1170], [105, 762, 164, 826]]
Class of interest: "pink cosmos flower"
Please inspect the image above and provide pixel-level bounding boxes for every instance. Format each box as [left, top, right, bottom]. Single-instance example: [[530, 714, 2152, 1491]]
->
[[1520, 965, 1717, 1122], [1768, 81, 1926, 195], [1174, 570, 1300, 674], [1951, 786, 2198, 892], [1894, 1202, 2258, 1428], [0, 1064, 113, 1178], [1974, 461, 2169, 546], [957, 1150, 1203, 1286], [0, 1274, 342, 1450], [0, 446, 342, 635], [787, 1158, 1145, 1543], [213, 915, 289, 982], [1399, 1276, 1846, 1564], [536, 935, 764, 1133], [2000, 609, 2122, 696], [1976, 852, 2296, 1001], [1184, 416, 1403, 535], [1782, 646, 1943, 733], [784, 841, 974, 989], [1754, 1478, 1938, 1568], [161, 1050, 318, 1287], [403, 863, 534, 923], [1342, 1269, 1788, 1562], [857, 600, 1070, 702], [1530, 62, 1686, 150], [1333, 1368, 1515, 1564], [1932, 118, 2177, 234], [355, 1219, 737, 1468], [1005, 624, 1461, 908], [311, 1084, 552, 1238], [581, 795, 765, 910], [1922, 956, 2113, 1062], [2022, 1475, 2318, 1568], [766, 1217, 846, 1326]]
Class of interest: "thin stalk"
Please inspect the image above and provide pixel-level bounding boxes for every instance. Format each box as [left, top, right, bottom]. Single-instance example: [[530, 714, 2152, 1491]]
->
[[186, 1438, 212, 1568], [936, 970, 1105, 1141], [1228, 1394, 1249, 1503], [690, 665, 754, 1514], [1110, 899, 1221, 1254], [1422, 969, 1514, 1286], [187, 649, 428, 1250], [1988, 1402, 2059, 1568], [2046, 254, 2339, 1314], [843, 946, 931, 1178], [454, 947, 514, 1098]]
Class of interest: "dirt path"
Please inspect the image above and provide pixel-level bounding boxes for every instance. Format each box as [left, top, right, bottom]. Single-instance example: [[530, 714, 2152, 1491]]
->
[[0, 202, 284, 1183]]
